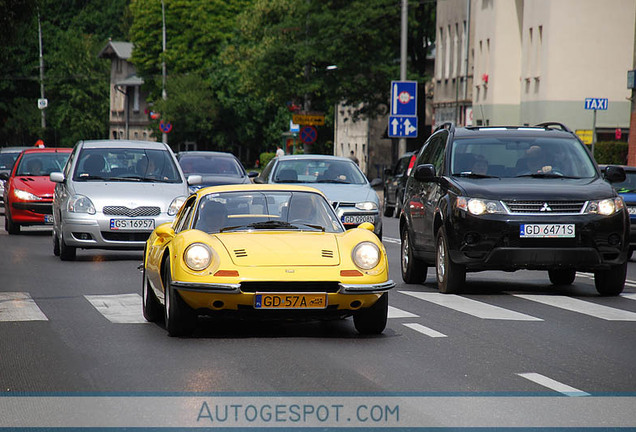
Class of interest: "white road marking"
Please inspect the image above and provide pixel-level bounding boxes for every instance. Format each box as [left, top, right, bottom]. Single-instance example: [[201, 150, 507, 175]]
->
[[388, 305, 419, 318], [85, 294, 147, 324], [517, 373, 590, 396], [622, 293, 636, 301], [383, 237, 400, 244], [400, 291, 543, 321], [513, 294, 636, 321], [0, 292, 48, 322], [403, 323, 447, 338]]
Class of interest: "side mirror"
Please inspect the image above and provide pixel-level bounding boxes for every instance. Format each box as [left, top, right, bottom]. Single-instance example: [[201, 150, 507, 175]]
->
[[187, 175, 202, 186], [155, 223, 175, 239], [369, 178, 382, 187], [49, 172, 65, 183], [604, 165, 626, 183], [253, 176, 264, 184], [248, 171, 259, 178], [0, 172, 9, 181], [413, 164, 436, 181]]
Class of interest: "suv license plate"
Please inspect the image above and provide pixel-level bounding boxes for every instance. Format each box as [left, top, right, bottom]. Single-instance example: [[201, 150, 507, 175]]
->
[[342, 215, 375, 224], [520, 223, 575, 238], [110, 219, 155, 231], [254, 293, 327, 309]]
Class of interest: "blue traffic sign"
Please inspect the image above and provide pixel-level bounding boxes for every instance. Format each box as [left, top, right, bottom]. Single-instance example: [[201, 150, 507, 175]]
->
[[391, 81, 418, 116], [299, 126, 317, 144], [585, 98, 608, 110], [388, 116, 418, 138]]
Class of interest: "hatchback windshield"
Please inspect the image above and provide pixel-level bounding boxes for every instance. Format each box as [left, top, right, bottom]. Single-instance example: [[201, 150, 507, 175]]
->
[[450, 137, 597, 179], [274, 159, 367, 184], [193, 191, 344, 234], [73, 148, 181, 183], [179, 155, 245, 177], [16, 152, 70, 176]]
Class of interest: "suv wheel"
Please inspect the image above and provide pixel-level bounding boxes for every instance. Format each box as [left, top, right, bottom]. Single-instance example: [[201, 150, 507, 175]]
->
[[400, 226, 427, 283], [436, 227, 465, 294], [594, 261, 627, 296], [548, 269, 576, 285]]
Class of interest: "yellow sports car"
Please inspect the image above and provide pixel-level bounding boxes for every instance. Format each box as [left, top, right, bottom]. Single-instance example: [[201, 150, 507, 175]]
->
[[142, 184, 394, 336]]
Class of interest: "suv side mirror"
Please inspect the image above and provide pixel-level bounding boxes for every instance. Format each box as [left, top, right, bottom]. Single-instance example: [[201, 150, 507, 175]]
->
[[604, 165, 626, 183], [413, 164, 436, 181]]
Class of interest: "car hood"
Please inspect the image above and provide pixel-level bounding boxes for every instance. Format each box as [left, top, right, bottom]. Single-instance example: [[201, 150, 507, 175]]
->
[[71, 182, 188, 211], [216, 232, 340, 267], [454, 177, 617, 201], [13, 176, 55, 198], [297, 183, 379, 204]]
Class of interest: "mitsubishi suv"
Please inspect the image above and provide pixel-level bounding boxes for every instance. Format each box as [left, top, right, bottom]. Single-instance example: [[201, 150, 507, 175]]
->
[[399, 122, 629, 295]]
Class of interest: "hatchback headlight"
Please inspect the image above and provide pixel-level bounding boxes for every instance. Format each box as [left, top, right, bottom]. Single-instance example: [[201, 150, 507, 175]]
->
[[585, 198, 624, 216], [168, 196, 186, 216], [457, 196, 506, 215], [67, 195, 95, 214], [184, 243, 212, 271], [13, 188, 42, 201], [352, 241, 381, 270], [355, 201, 378, 211]]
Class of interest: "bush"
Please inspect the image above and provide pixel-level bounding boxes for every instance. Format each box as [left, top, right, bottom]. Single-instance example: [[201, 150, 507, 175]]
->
[[260, 152, 276, 169], [586, 141, 628, 165]]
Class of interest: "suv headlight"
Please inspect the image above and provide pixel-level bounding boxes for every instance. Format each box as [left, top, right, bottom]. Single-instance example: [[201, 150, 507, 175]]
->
[[355, 201, 378, 211], [352, 241, 381, 270], [13, 188, 42, 201], [168, 196, 186, 216], [67, 195, 96, 214], [184, 243, 212, 271], [457, 196, 506, 215], [585, 198, 624, 216]]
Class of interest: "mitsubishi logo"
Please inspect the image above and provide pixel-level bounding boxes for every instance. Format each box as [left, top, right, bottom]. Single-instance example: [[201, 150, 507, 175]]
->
[[540, 202, 552, 212]]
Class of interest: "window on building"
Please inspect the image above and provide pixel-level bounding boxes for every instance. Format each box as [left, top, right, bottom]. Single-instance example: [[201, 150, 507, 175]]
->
[[436, 26, 443, 80], [453, 23, 459, 78], [445, 25, 452, 79], [460, 21, 467, 76], [133, 86, 140, 112]]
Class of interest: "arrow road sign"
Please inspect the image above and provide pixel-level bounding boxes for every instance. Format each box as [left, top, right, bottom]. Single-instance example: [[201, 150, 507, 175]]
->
[[389, 116, 418, 138]]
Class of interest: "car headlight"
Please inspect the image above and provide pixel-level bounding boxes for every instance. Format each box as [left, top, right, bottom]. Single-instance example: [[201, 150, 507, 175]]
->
[[352, 241, 381, 270], [184, 243, 212, 271], [585, 198, 624, 216], [457, 196, 506, 215], [168, 196, 186, 216], [67, 195, 95, 214], [13, 188, 42, 201], [355, 201, 378, 211]]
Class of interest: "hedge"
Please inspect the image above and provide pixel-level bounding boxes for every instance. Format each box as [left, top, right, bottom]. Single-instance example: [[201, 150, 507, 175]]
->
[[587, 141, 628, 165]]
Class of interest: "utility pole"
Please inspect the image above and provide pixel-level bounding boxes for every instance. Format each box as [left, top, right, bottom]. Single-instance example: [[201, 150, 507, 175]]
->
[[628, 8, 636, 166], [161, 0, 168, 145], [38, 12, 46, 132], [398, 0, 408, 157]]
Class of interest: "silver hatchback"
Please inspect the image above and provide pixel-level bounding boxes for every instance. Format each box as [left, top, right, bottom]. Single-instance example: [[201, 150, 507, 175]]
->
[[50, 140, 200, 260]]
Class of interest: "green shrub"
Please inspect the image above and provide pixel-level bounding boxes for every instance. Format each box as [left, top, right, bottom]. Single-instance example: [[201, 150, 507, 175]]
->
[[586, 141, 628, 165], [260, 152, 276, 169]]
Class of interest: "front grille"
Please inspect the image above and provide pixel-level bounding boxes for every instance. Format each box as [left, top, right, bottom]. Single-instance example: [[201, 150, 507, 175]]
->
[[12, 202, 52, 214], [240, 281, 340, 293], [103, 206, 161, 217], [503, 200, 585, 214], [101, 231, 151, 242]]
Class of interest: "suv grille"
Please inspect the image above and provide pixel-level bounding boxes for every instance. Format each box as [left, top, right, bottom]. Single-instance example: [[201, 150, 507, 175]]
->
[[103, 206, 161, 217], [504, 200, 585, 214]]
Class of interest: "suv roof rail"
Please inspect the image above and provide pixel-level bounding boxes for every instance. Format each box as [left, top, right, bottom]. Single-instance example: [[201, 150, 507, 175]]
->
[[534, 122, 573, 133], [434, 122, 455, 134]]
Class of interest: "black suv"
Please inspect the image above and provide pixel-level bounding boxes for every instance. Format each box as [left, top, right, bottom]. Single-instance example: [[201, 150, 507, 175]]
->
[[399, 122, 629, 295], [383, 151, 416, 217]]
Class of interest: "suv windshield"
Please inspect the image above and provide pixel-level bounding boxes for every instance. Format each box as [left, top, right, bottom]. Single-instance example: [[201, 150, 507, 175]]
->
[[450, 137, 597, 179], [73, 148, 182, 183], [274, 159, 367, 184]]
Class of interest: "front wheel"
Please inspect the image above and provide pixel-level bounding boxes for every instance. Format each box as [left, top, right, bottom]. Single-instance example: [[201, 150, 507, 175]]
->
[[548, 269, 576, 285], [142, 265, 162, 322], [400, 226, 427, 284], [59, 233, 76, 261], [436, 227, 465, 294], [382, 193, 394, 217], [353, 293, 388, 335], [5, 208, 20, 234], [594, 262, 627, 296], [53, 229, 60, 256], [163, 259, 196, 336]]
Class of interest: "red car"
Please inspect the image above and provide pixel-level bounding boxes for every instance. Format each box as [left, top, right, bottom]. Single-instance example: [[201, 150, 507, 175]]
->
[[1, 148, 71, 234]]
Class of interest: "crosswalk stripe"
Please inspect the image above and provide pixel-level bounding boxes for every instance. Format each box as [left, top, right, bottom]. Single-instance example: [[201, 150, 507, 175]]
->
[[0, 292, 48, 322], [85, 294, 147, 324], [517, 373, 590, 396], [400, 291, 543, 321], [513, 294, 636, 321], [388, 305, 419, 318], [403, 323, 447, 338], [621, 293, 636, 301]]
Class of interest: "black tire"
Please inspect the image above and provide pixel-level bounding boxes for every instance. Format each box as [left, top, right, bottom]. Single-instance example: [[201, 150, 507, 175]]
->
[[142, 265, 162, 322], [5, 208, 19, 234], [353, 293, 388, 335], [53, 230, 60, 256], [394, 194, 402, 218], [163, 259, 196, 336], [436, 227, 465, 294], [548, 269, 576, 285], [594, 261, 627, 296], [629, 249, 634, 261], [59, 233, 76, 261], [383, 193, 394, 217], [400, 225, 427, 284]]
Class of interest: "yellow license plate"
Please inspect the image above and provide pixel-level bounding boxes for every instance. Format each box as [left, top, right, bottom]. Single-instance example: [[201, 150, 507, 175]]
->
[[254, 293, 327, 309]]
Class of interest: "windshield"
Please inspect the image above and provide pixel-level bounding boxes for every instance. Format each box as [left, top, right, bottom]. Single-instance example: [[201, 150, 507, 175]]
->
[[179, 155, 245, 177], [450, 137, 597, 179], [15, 152, 70, 176], [73, 148, 182, 183], [193, 191, 344, 234], [273, 159, 367, 184]]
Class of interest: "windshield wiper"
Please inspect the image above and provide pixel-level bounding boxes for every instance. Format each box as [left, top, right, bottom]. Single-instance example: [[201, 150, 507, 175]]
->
[[515, 173, 581, 179], [453, 172, 499, 178], [77, 175, 107, 181], [247, 220, 298, 230], [275, 179, 303, 183], [316, 179, 350, 184], [290, 222, 325, 231]]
